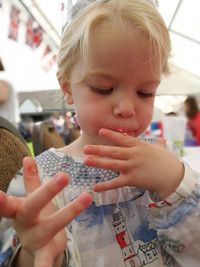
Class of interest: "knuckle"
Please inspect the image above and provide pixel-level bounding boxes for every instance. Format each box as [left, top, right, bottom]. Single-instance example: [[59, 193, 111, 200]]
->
[[111, 148, 120, 158], [111, 161, 120, 170]]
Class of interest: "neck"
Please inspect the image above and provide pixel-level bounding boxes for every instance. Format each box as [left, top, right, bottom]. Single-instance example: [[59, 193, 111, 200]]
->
[[59, 135, 89, 157], [59, 132, 112, 157]]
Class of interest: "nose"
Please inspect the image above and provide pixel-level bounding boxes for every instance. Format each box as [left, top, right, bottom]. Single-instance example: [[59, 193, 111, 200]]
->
[[113, 97, 136, 118]]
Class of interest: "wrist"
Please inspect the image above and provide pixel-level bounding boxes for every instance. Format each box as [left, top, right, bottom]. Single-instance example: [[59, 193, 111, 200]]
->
[[13, 247, 34, 267], [158, 161, 184, 200]]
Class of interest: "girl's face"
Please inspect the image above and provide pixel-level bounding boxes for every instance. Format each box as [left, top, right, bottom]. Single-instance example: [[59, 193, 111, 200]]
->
[[64, 25, 162, 146]]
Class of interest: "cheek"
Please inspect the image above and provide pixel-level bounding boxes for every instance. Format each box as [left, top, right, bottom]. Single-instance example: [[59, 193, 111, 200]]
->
[[137, 104, 154, 130], [75, 104, 101, 130]]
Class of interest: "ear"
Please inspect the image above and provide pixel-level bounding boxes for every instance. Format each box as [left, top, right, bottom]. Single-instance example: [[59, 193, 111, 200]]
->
[[57, 75, 74, 105]]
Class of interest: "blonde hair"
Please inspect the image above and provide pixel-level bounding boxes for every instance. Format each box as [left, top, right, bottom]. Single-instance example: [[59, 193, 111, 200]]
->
[[57, 0, 171, 82]]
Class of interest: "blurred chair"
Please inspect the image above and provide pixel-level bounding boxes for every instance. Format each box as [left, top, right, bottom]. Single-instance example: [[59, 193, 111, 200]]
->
[[0, 116, 31, 192], [32, 120, 65, 156]]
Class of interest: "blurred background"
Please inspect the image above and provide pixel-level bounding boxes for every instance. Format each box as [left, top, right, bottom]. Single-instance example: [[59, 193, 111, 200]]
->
[[0, 0, 200, 156]]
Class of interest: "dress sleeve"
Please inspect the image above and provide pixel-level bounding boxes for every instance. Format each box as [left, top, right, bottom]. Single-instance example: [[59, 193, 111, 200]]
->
[[0, 227, 20, 267], [0, 170, 24, 266], [148, 162, 200, 266]]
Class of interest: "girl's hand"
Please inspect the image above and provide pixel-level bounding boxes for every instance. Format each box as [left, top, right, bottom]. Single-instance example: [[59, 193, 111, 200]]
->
[[0, 157, 92, 267], [84, 128, 184, 199]]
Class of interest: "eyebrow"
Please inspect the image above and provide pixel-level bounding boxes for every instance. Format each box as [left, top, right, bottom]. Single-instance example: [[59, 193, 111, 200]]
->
[[143, 80, 161, 85], [84, 71, 117, 80], [84, 71, 160, 84]]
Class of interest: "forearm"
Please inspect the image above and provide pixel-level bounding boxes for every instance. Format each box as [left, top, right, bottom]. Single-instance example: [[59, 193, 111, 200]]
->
[[149, 162, 200, 232], [148, 163, 200, 264], [158, 160, 184, 200]]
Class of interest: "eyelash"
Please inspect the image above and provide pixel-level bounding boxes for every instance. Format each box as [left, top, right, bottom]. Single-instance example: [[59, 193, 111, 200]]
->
[[137, 91, 154, 98], [90, 86, 154, 98], [90, 86, 113, 95]]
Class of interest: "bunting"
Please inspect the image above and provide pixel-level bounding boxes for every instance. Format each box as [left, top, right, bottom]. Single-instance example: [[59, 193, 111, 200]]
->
[[8, 5, 20, 41], [26, 16, 43, 48], [5, 3, 57, 71]]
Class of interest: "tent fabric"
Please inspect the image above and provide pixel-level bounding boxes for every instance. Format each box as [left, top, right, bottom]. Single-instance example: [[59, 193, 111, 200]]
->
[[36, 0, 200, 95], [1, 0, 200, 95]]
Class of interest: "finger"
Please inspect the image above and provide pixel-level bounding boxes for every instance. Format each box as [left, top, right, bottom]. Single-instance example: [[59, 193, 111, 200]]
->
[[84, 155, 126, 172], [18, 173, 70, 222], [99, 128, 138, 147], [0, 191, 22, 218], [93, 178, 124, 192], [43, 192, 92, 237], [84, 145, 130, 160], [23, 157, 41, 195]]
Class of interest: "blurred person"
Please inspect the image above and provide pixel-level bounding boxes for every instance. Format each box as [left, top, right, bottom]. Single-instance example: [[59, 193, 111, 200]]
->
[[0, 58, 20, 127], [184, 96, 200, 145], [63, 112, 81, 144], [50, 111, 66, 137], [50, 111, 81, 144], [18, 116, 34, 142]]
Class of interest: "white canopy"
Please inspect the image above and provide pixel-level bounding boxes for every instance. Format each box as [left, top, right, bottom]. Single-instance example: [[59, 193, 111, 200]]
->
[[0, 0, 200, 95], [157, 0, 200, 95]]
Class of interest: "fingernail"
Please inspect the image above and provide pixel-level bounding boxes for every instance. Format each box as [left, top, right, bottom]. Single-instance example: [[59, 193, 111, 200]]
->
[[26, 166, 37, 175], [84, 157, 93, 165], [79, 192, 92, 206], [84, 145, 91, 152]]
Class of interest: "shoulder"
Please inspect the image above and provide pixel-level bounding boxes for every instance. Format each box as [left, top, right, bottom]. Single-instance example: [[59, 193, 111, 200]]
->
[[0, 72, 12, 89], [36, 148, 70, 178], [36, 148, 64, 162], [0, 80, 10, 102], [0, 79, 9, 85]]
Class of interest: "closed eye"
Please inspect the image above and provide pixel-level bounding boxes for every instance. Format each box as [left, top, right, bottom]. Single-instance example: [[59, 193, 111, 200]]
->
[[137, 91, 154, 98], [90, 86, 113, 95]]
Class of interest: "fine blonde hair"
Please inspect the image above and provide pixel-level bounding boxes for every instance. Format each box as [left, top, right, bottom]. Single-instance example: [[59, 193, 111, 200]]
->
[[57, 0, 171, 82]]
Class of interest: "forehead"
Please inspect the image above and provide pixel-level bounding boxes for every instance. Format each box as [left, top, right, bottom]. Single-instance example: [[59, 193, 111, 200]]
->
[[81, 23, 162, 81]]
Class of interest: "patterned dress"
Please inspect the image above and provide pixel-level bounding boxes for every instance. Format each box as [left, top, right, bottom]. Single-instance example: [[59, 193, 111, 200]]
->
[[1, 147, 200, 267]]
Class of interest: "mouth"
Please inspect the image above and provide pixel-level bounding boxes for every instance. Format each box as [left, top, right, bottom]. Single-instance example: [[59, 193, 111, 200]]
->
[[111, 127, 136, 136], [114, 128, 124, 133]]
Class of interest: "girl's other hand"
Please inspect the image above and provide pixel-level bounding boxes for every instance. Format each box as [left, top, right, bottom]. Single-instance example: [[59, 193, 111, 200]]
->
[[0, 157, 92, 267], [84, 128, 184, 200]]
